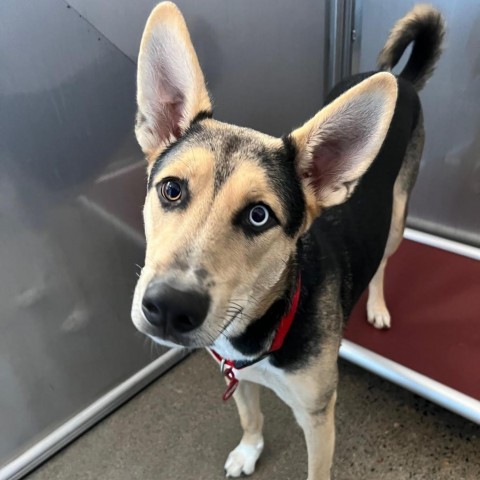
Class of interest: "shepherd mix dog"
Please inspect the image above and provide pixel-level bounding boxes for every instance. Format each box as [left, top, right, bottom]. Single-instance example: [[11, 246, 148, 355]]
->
[[131, 3, 445, 478]]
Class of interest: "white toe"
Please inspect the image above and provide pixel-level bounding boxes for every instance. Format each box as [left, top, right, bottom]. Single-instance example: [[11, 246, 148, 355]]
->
[[224, 440, 264, 477], [367, 305, 391, 329]]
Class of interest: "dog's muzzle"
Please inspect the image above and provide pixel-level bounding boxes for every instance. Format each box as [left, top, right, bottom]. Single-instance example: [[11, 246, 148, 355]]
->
[[141, 279, 210, 338]]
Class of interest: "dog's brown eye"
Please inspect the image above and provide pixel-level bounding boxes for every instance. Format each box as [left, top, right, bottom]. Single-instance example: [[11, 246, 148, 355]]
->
[[161, 180, 182, 202]]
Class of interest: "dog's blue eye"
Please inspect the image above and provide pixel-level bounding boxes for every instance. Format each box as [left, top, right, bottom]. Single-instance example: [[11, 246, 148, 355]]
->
[[234, 203, 277, 236], [248, 205, 269, 227], [161, 180, 182, 202]]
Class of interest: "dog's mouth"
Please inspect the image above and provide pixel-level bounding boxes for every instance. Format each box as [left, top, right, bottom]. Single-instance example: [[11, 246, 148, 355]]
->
[[144, 320, 188, 347], [131, 306, 198, 348]]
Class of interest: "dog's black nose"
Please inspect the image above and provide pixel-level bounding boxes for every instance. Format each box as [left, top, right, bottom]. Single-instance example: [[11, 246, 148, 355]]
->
[[142, 281, 210, 333]]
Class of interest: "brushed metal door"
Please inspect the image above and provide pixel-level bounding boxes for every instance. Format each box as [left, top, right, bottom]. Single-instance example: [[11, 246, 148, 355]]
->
[[68, 0, 328, 136], [0, 0, 173, 475]]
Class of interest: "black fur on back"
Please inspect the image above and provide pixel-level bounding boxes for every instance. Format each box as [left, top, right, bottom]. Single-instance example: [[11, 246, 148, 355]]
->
[[264, 73, 421, 371]]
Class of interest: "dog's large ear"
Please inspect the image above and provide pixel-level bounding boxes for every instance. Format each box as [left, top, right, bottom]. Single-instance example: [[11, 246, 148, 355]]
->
[[135, 2, 212, 161], [291, 72, 398, 220]]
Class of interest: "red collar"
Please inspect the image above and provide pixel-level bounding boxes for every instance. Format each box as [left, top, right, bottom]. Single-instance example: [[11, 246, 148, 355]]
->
[[210, 276, 301, 401]]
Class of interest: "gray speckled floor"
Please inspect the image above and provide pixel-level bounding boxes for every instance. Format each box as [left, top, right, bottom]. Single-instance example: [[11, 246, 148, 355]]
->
[[28, 350, 479, 480]]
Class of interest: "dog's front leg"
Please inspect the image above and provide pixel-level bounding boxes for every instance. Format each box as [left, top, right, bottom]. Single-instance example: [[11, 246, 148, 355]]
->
[[225, 380, 264, 477], [294, 390, 337, 480]]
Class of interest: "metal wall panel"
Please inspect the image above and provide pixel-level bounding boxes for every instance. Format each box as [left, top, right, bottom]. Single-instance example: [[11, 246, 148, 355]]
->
[[0, 0, 171, 472], [356, 0, 480, 246], [68, 0, 327, 136]]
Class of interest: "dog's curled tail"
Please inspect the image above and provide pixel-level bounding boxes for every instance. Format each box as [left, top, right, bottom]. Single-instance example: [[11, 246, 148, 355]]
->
[[377, 4, 445, 91]]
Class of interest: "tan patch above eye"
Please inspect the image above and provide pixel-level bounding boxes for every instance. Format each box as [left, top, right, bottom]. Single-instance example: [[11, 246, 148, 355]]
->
[[151, 147, 215, 191], [217, 162, 286, 225]]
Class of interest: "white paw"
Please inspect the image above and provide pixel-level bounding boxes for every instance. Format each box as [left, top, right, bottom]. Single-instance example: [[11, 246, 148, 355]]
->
[[367, 304, 391, 329], [224, 440, 264, 477]]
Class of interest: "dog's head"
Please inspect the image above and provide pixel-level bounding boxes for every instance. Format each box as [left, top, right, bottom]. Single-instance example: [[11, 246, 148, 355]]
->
[[131, 2, 397, 356]]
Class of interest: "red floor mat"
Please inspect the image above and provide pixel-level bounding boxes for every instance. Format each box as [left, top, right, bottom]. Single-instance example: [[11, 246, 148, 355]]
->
[[345, 239, 480, 400]]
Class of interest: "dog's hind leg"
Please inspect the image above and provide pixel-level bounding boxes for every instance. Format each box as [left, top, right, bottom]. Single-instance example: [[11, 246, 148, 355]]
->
[[224, 380, 264, 477], [367, 111, 424, 328], [366, 191, 407, 328]]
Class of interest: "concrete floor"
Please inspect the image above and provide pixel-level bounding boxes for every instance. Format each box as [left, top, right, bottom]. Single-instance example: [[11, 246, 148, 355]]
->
[[28, 351, 479, 480]]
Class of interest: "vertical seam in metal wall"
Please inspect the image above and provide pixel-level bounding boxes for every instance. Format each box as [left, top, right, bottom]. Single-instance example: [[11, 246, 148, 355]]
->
[[325, 0, 339, 94], [323, 0, 333, 99], [351, 0, 363, 75], [341, 0, 354, 79], [325, 0, 357, 95]]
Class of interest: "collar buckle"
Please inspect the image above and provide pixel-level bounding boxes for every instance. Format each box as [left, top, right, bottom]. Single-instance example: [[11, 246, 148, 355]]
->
[[211, 275, 301, 402]]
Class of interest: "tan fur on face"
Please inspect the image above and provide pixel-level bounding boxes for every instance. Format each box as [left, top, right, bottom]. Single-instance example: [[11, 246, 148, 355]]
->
[[133, 122, 298, 348]]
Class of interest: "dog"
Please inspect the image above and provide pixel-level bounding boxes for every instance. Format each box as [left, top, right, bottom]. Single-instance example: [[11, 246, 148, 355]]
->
[[131, 3, 445, 478]]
